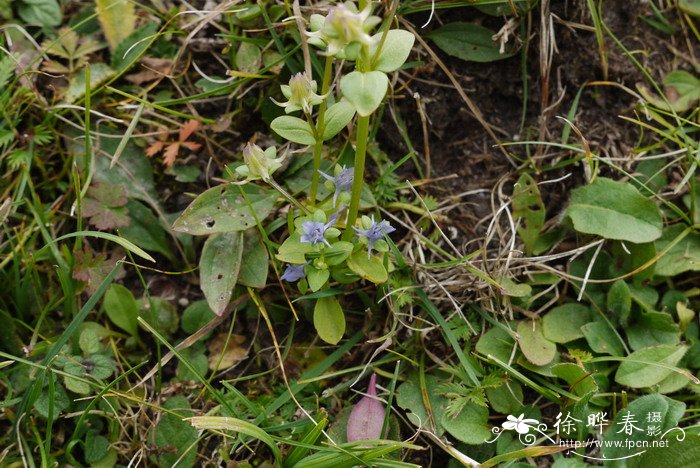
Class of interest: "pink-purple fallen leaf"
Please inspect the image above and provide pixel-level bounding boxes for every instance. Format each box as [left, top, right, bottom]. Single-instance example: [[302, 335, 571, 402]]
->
[[347, 373, 386, 442]]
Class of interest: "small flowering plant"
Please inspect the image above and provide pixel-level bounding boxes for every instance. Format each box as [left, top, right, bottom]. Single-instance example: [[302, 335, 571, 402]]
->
[[172, 1, 414, 345]]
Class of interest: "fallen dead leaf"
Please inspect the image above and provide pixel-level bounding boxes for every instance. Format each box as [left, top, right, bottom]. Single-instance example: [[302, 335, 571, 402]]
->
[[207, 333, 247, 370]]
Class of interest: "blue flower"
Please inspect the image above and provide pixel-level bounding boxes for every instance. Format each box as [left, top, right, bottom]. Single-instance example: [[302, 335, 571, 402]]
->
[[300, 208, 344, 248], [353, 216, 396, 258], [281, 263, 307, 282], [320, 165, 353, 207]]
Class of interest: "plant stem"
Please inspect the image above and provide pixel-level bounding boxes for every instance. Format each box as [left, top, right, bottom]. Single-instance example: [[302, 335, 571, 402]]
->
[[309, 55, 334, 207], [342, 114, 370, 240]]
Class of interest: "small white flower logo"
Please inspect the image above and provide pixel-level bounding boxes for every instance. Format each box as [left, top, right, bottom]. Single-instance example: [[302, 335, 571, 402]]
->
[[502, 414, 539, 434]]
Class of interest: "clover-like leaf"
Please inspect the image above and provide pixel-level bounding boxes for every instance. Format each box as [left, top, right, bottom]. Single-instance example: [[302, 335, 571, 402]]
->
[[340, 71, 389, 117]]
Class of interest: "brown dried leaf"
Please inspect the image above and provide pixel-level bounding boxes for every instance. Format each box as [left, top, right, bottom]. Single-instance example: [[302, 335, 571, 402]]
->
[[207, 333, 247, 370], [162, 142, 180, 168], [72, 246, 125, 294], [82, 182, 130, 230], [145, 140, 164, 158], [179, 119, 200, 142]]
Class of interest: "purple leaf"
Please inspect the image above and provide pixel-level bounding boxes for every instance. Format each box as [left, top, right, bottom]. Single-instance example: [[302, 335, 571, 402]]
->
[[347, 373, 386, 442]]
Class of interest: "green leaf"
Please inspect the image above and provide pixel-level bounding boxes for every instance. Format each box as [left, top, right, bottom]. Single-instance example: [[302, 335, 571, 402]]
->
[[307, 265, 330, 292], [369, 29, 415, 72], [627, 311, 680, 351], [512, 173, 545, 255], [238, 229, 268, 288], [655, 224, 700, 277], [499, 277, 532, 298], [426, 22, 516, 62], [313, 296, 345, 345], [615, 344, 688, 388], [476, 326, 516, 362], [581, 321, 624, 356], [440, 403, 491, 445], [340, 71, 389, 117], [65, 63, 116, 103], [485, 381, 523, 415], [103, 284, 139, 337], [112, 23, 159, 70], [270, 116, 316, 145], [607, 280, 632, 326], [84, 431, 110, 465], [322, 101, 355, 140], [34, 379, 70, 420], [172, 184, 276, 235], [603, 394, 685, 461], [551, 363, 598, 397], [680, 0, 700, 16], [346, 251, 388, 283], [630, 434, 700, 468], [18, 0, 62, 27], [637, 70, 700, 112], [138, 297, 179, 337], [181, 300, 216, 336], [96, 0, 136, 52], [154, 396, 198, 468], [235, 42, 262, 73], [517, 320, 556, 366], [396, 374, 447, 436], [199, 231, 244, 315], [120, 200, 172, 260], [542, 303, 593, 343], [276, 232, 313, 264], [565, 177, 663, 243]]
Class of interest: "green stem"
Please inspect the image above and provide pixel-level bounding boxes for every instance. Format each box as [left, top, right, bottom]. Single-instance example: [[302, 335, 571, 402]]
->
[[342, 114, 370, 241], [309, 55, 334, 206]]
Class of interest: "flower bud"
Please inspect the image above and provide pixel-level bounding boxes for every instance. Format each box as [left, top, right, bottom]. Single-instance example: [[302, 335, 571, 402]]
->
[[308, 2, 381, 58], [275, 72, 325, 114], [236, 143, 284, 182]]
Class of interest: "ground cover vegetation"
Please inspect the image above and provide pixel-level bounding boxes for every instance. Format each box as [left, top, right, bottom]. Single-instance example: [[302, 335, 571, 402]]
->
[[0, 0, 699, 466]]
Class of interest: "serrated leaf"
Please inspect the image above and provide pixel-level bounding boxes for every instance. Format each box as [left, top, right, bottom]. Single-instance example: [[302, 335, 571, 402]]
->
[[313, 296, 345, 345], [270, 116, 316, 145], [82, 182, 130, 230], [65, 63, 116, 103], [615, 344, 687, 388], [340, 71, 389, 117], [96, 0, 136, 52], [172, 184, 276, 235], [369, 29, 415, 72], [200, 231, 244, 315], [426, 22, 515, 62], [565, 177, 663, 243], [322, 101, 355, 140]]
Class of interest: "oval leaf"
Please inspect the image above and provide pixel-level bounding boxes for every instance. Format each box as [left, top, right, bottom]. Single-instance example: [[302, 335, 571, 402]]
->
[[542, 303, 593, 343], [172, 184, 276, 235], [237, 229, 269, 288], [369, 29, 415, 72], [322, 101, 356, 140], [200, 231, 244, 315], [340, 71, 389, 117], [270, 116, 316, 145], [517, 320, 556, 366], [346, 251, 388, 283], [615, 344, 688, 388], [426, 22, 515, 62], [313, 296, 345, 345], [103, 284, 139, 337], [565, 177, 663, 243]]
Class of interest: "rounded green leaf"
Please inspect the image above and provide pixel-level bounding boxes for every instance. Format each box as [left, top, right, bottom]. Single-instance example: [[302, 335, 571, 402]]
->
[[517, 320, 556, 366], [340, 71, 389, 117], [200, 231, 244, 315], [542, 303, 593, 343], [369, 29, 415, 72], [615, 344, 688, 388], [346, 251, 388, 283], [103, 284, 139, 337], [314, 296, 345, 345], [322, 101, 355, 140], [238, 229, 269, 288], [565, 177, 663, 243], [270, 116, 316, 145], [172, 184, 276, 235]]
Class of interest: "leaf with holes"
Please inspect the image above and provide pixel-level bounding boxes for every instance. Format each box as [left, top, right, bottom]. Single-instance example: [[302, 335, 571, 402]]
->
[[200, 231, 244, 315], [565, 177, 663, 243], [512, 173, 545, 255], [82, 182, 130, 230], [172, 184, 276, 235]]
